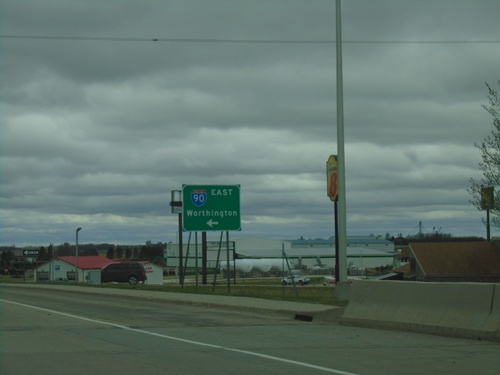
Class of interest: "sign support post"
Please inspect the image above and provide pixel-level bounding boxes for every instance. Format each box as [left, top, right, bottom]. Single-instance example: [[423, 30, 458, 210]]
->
[[182, 185, 241, 294], [481, 186, 494, 241], [226, 231, 230, 293], [170, 190, 183, 285], [327, 155, 340, 283]]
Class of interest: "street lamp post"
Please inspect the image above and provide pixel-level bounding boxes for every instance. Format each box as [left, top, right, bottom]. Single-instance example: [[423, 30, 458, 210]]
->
[[75, 227, 82, 282]]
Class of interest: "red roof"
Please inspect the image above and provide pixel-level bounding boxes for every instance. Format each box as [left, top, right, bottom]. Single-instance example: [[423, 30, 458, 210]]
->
[[58, 256, 115, 269]]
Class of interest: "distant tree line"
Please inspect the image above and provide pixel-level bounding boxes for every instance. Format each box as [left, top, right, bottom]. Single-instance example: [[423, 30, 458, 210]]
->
[[104, 241, 165, 262]]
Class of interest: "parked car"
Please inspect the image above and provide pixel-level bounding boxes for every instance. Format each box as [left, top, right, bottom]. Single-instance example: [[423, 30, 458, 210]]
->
[[101, 262, 147, 285], [281, 275, 310, 286]]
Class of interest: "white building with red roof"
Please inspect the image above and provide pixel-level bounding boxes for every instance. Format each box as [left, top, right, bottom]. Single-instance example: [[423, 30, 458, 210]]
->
[[34, 256, 164, 285]]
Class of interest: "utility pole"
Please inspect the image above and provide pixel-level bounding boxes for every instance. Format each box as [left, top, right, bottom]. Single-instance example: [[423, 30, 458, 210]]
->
[[75, 227, 82, 282]]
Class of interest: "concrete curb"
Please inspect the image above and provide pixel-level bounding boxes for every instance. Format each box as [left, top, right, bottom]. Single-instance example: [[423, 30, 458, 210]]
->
[[0, 283, 342, 323]]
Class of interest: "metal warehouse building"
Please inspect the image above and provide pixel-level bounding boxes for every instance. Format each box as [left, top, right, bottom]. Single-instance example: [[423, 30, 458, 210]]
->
[[166, 236, 395, 274]]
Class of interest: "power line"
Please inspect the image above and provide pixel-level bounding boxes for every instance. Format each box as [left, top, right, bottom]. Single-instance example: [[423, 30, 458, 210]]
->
[[1, 34, 499, 44]]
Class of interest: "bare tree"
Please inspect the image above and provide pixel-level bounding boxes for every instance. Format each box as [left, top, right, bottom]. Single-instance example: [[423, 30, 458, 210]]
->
[[469, 80, 500, 227]]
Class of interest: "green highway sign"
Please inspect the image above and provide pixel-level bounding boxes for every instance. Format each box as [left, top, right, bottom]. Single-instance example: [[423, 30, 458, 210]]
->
[[182, 185, 241, 232]]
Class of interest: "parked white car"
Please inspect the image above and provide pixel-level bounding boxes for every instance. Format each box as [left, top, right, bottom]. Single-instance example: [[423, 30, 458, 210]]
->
[[281, 275, 310, 286]]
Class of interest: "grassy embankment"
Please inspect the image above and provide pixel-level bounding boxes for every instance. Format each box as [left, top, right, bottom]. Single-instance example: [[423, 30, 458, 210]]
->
[[0, 274, 346, 306]]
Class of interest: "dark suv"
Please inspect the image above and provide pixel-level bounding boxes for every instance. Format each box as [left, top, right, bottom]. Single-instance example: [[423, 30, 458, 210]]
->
[[100, 262, 147, 285]]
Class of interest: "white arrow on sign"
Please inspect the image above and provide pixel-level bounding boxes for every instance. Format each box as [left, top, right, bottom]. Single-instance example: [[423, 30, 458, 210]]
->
[[207, 219, 219, 228], [23, 250, 39, 256]]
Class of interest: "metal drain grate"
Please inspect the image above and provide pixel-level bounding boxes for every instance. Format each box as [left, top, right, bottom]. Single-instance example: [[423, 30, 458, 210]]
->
[[294, 314, 313, 322]]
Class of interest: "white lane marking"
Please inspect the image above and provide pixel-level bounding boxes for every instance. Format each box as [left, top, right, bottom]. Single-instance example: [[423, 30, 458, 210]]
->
[[1, 298, 360, 375]]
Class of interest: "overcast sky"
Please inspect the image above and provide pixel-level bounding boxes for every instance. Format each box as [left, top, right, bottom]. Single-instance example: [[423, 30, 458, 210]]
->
[[1, 0, 499, 247]]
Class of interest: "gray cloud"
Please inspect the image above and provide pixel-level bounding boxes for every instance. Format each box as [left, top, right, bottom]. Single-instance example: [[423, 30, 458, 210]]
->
[[1, 0, 498, 246]]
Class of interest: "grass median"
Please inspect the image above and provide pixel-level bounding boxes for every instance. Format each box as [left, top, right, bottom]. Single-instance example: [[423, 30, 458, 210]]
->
[[1, 275, 346, 306]]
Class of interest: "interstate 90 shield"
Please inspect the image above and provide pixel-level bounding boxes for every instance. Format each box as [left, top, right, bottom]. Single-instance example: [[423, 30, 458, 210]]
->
[[190, 189, 207, 207]]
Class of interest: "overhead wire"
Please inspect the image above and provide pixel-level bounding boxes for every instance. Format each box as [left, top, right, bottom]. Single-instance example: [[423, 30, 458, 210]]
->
[[1, 34, 499, 44]]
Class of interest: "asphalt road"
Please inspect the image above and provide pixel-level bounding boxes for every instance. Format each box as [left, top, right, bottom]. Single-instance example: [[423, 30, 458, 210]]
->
[[1, 285, 499, 375]]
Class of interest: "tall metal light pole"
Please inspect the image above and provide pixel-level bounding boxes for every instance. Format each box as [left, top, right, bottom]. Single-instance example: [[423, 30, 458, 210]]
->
[[335, 0, 349, 299], [75, 227, 82, 282]]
